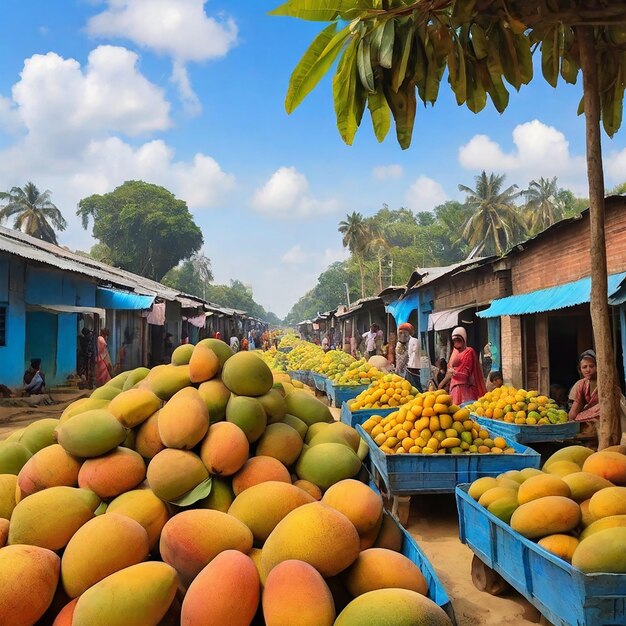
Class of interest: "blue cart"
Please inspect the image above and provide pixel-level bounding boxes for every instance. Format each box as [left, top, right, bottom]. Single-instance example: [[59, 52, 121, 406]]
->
[[339, 402, 396, 427], [325, 379, 369, 408], [311, 372, 329, 393], [357, 426, 540, 524], [475, 416, 580, 444], [456, 483, 626, 625]]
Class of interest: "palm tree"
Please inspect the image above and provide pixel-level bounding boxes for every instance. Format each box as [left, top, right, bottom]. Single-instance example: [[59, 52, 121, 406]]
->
[[523, 176, 565, 234], [338, 212, 370, 298], [459, 172, 526, 256], [0, 182, 67, 244]]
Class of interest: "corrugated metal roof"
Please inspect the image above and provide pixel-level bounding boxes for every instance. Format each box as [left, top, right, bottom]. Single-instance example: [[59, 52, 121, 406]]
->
[[477, 272, 626, 318], [96, 287, 154, 310]]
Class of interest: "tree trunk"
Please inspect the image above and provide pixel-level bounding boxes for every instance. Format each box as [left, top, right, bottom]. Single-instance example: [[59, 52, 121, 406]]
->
[[377, 253, 383, 293], [578, 26, 621, 448], [358, 257, 365, 298]]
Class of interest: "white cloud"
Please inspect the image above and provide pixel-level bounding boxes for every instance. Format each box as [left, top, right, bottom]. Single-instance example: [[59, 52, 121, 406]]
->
[[171, 61, 201, 117], [281, 244, 308, 265], [458, 120, 588, 193], [251, 166, 341, 219], [281, 244, 349, 267], [372, 164, 403, 181], [405, 175, 448, 211]]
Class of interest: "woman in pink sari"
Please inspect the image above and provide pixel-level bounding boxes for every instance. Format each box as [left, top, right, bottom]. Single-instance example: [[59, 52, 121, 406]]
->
[[96, 328, 112, 386], [569, 350, 600, 436], [439, 327, 486, 405]]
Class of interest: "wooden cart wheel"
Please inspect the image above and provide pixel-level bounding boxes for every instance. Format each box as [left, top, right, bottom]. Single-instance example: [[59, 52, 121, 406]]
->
[[471, 555, 510, 596]]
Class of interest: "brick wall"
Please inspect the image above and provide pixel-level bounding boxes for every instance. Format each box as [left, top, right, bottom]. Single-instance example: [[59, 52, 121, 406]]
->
[[501, 315, 523, 387], [434, 265, 511, 310], [511, 197, 626, 294]]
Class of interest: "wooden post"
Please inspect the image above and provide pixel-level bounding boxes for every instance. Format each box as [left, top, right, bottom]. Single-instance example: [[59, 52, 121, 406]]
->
[[535, 314, 550, 396], [578, 26, 620, 447]]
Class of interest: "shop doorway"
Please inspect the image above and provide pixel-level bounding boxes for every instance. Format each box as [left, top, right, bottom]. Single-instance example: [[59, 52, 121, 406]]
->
[[548, 316, 580, 392]]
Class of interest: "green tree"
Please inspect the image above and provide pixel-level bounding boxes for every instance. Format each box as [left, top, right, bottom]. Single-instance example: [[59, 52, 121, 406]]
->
[[0, 182, 67, 244], [77, 181, 203, 282], [523, 177, 566, 234], [338, 211, 370, 297], [204, 280, 280, 324], [271, 0, 626, 446], [459, 172, 526, 256], [162, 254, 214, 298]]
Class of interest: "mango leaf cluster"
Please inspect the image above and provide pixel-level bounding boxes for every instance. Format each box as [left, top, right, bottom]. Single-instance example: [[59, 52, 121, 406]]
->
[[271, 0, 626, 147]]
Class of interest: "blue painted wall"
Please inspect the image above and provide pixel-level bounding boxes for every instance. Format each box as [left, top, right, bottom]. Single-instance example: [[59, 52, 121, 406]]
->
[[25, 311, 57, 378], [26, 266, 96, 307]]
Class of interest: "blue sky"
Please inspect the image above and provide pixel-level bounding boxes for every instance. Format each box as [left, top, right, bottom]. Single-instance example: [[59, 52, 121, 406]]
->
[[1, 1, 626, 318]]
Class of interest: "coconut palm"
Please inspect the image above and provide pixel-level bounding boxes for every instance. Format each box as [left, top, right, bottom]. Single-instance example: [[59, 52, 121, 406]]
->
[[459, 172, 526, 256], [338, 212, 370, 298], [523, 176, 566, 234], [0, 182, 67, 244]]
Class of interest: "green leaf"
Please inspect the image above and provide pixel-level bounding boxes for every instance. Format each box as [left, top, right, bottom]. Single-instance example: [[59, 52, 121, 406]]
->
[[560, 56, 579, 85], [450, 0, 477, 28], [379, 19, 396, 69], [514, 33, 533, 84], [577, 95, 585, 116], [602, 60, 624, 137], [357, 37, 375, 92], [423, 30, 445, 104], [169, 476, 213, 507], [466, 62, 487, 113], [470, 24, 489, 60], [333, 38, 361, 144], [383, 77, 416, 149], [448, 38, 467, 105], [269, 0, 374, 21], [367, 89, 391, 142], [541, 26, 559, 87], [413, 26, 428, 101], [391, 17, 415, 92], [285, 23, 351, 113], [499, 24, 522, 89]]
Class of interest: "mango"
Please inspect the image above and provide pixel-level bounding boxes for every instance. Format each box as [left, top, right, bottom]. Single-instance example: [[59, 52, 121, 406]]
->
[[285, 389, 333, 426], [256, 423, 303, 466], [197, 337, 234, 367], [90, 385, 121, 401], [222, 351, 273, 396], [296, 443, 362, 490], [158, 387, 209, 449], [468, 477, 499, 501], [0, 441, 32, 474], [232, 456, 291, 496], [171, 343, 194, 365], [294, 479, 322, 500], [0, 518, 7, 547], [181, 550, 259, 626], [5, 428, 25, 442], [59, 398, 110, 423], [562, 471, 614, 502], [487, 494, 519, 523], [580, 498, 595, 527], [263, 559, 335, 626], [544, 460, 581, 477], [478, 487, 518, 508], [61, 513, 149, 597], [197, 378, 231, 422], [134, 410, 165, 459], [0, 474, 17, 519], [517, 474, 571, 504], [146, 449, 208, 502], [142, 364, 191, 400], [121, 367, 151, 391], [0, 545, 60, 626], [343, 548, 428, 596], [322, 479, 383, 535], [583, 451, 626, 485], [519, 467, 544, 480], [72, 562, 178, 626], [108, 388, 162, 428], [261, 501, 360, 578], [228, 481, 315, 544], [537, 534, 579, 562], [196, 477, 235, 513], [56, 410, 127, 458], [510, 496, 581, 539], [189, 343, 220, 383], [200, 421, 249, 476], [18, 418, 60, 454], [106, 488, 169, 550], [78, 447, 146, 499], [17, 444, 81, 500], [335, 589, 451, 626], [499, 470, 525, 484], [257, 389, 287, 424], [543, 445, 594, 470], [107, 371, 130, 389], [357, 438, 369, 461], [359, 513, 384, 550], [589, 486, 626, 519], [225, 395, 267, 443], [51, 598, 78, 625], [305, 421, 330, 443], [8, 486, 100, 550], [160, 509, 253, 587], [580, 515, 626, 540], [572, 527, 626, 573], [373, 514, 404, 551]]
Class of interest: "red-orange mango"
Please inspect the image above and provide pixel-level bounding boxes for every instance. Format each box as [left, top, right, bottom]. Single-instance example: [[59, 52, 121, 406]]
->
[[134, 411, 165, 459], [17, 444, 81, 500], [78, 447, 146, 499], [158, 387, 209, 450], [200, 421, 249, 476], [322, 479, 383, 535], [589, 486, 626, 519], [233, 456, 291, 495], [189, 344, 220, 383], [583, 451, 626, 485]]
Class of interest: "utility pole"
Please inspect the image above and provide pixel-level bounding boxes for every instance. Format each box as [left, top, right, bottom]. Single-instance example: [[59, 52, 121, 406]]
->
[[343, 283, 351, 308]]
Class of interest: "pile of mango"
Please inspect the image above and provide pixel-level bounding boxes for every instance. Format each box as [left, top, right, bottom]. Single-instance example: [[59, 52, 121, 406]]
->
[[313, 349, 356, 378], [362, 390, 517, 455], [0, 340, 454, 625], [467, 385, 569, 425], [349, 374, 420, 410], [286, 341, 324, 371], [278, 332, 300, 348], [257, 346, 289, 372], [330, 358, 384, 387], [468, 444, 626, 573]]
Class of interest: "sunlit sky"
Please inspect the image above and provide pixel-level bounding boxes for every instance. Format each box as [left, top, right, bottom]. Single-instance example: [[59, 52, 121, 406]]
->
[[1, 1, 626, 317]]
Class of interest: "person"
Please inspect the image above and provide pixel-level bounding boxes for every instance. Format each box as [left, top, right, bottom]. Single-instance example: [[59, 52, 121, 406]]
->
[[375, 328, 385, 356], [569, 350, 600, 431], [163, 333, 174, 363], [428, 358, 448, 391], [321, 334, 329, 351], [248, 331, 256, 351], [240, 335, 249, 351], [439, 327, 486, 405], [77, 327, 95, 389], [96, 329, 113, 387], [362, 324, 379, 358], [486, 370, 503, 392], [214, 331, 222, 341], [482, 342, 493, 379], [395, 323, 422, 391], [386, 330, 396, 366], [24, 358, 46, 395], [229, 334, 240, 352]]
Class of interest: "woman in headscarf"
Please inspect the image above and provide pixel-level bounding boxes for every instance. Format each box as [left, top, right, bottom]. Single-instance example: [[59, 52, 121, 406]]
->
[[439, 327, 486, 405], [569, 350, 600, 429], [95, 328, 112, 387]]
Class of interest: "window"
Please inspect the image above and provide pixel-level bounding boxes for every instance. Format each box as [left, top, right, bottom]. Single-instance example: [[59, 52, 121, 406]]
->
[[0, 306, 5, 347]]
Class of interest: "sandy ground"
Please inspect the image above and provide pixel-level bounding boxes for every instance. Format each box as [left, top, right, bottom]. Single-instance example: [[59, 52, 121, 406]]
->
[[1, 394, 542, 625]]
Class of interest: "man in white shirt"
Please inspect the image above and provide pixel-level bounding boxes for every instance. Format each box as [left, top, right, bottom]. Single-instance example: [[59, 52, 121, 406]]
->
[[396, 323, 422, 391], [362, 324, 379, 357]]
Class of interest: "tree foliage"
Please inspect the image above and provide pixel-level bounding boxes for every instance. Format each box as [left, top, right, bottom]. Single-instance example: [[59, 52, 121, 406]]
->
[[205, 280, 281, 325], [77, 180, 203, 282], [162, 254, 214, 298], [0, 182, 67, 244]]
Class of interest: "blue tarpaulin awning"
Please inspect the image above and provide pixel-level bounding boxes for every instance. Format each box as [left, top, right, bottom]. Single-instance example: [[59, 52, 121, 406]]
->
[[96, 287, 155, 310], [477, 272, 626, 319]]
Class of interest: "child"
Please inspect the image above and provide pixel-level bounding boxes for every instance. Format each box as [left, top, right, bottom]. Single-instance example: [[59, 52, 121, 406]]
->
[[486, 370, 503, 392]]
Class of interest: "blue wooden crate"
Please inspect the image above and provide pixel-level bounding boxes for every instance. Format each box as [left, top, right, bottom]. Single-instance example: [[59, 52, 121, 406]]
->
[[356, 426, 540, 495], [311, 372, 329, 392], [456, 484, 626, 626], [475, 416, 580, 443], [339, 402, 396, 427], [325, 379, 369, 408]]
